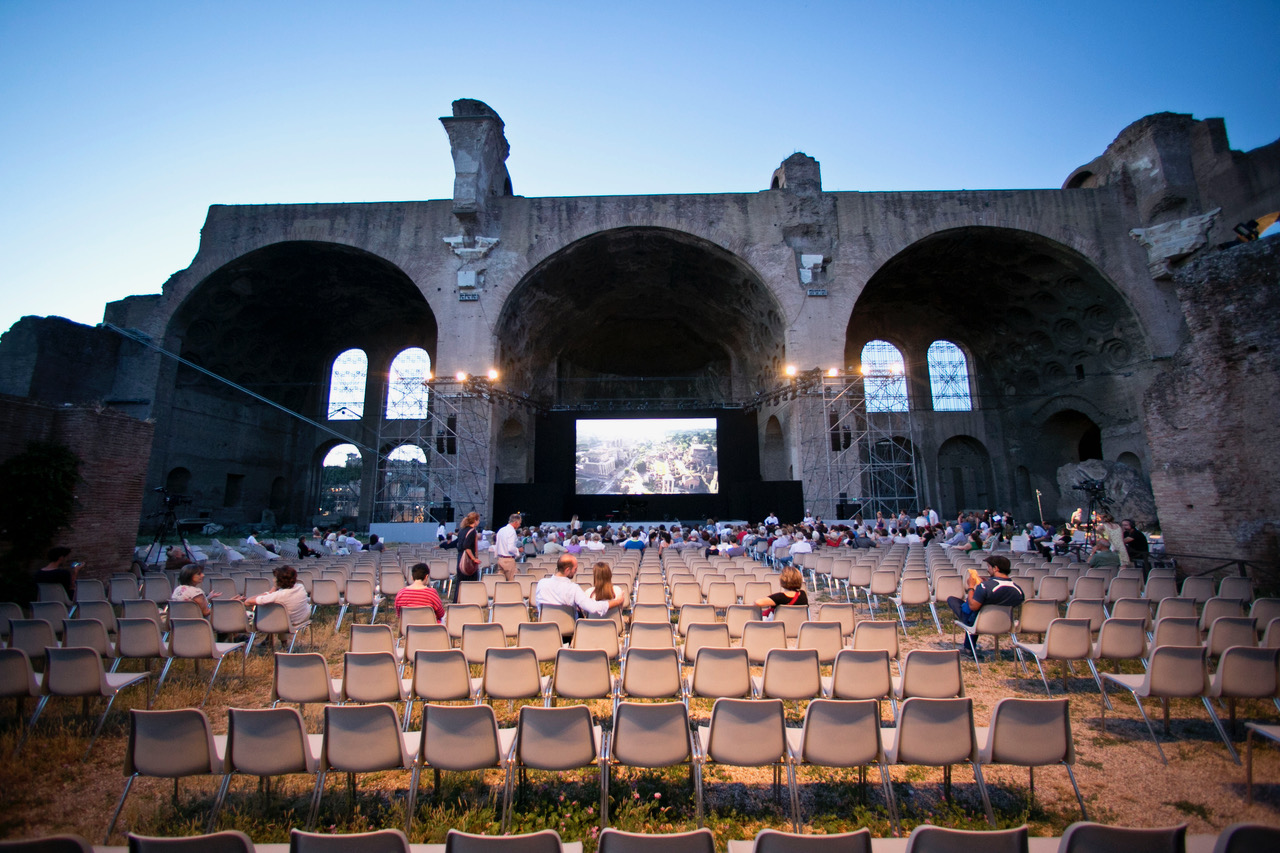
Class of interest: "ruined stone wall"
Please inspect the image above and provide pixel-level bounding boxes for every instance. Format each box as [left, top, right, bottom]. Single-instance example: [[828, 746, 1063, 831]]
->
[[0, 395, 154, 577], [1143, 239, 1280, 576]]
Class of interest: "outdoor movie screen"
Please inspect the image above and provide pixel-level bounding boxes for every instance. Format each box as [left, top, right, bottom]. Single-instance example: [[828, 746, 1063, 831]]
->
[[574, 418, 719, 496]]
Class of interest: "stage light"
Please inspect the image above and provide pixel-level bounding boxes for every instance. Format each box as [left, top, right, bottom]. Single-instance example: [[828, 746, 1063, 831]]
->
[[487, 369, 499, 380], [859, 365, 869, 375], [784, 365, 797, 377], [827, 367, 839, 377], [455, 371, 468, 382]]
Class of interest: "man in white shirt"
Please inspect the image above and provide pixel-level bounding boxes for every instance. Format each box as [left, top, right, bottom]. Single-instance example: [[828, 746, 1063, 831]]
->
[[534, 554, 625, 637], [763, 512, 779, 527], [788, 534, 813, 560], [494, 513, 522, 581]]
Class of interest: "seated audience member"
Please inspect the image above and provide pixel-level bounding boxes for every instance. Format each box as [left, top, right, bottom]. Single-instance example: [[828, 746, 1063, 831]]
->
[[755, 566, 808, 618], [242, 564, 311, 631], [165, 544, 194, 572], [394, 562, 446, 621], [171, 564, 217, 618], [946, 555, 1025, 657], [35, 546, 79, 598], [1088, 538, 1122, 569], [535, 554, 625, 637], [366, 533, 385, 552]]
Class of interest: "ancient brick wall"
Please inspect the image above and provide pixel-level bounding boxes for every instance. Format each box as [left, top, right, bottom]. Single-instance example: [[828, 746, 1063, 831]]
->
[[0, 395, 154, 578], [1143, 239, 1280, 577]]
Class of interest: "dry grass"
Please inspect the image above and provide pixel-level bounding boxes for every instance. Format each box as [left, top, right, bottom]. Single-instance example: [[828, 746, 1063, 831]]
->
[[2, 586, 1279, 848]]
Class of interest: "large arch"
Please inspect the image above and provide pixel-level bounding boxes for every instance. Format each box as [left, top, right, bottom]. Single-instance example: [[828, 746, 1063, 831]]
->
[[150, 241, 437, 526], [845, 226, 1154, 519], [494, 227, 786, 404]]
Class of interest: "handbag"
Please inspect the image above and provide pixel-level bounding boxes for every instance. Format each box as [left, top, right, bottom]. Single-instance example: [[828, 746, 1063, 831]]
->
[[459, 550, 479, 576]]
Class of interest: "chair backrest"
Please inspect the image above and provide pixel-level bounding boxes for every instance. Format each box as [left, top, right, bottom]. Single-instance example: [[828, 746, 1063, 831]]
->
[[627, 621, 675, 650], [125, 708, 221, 776], [1151, 616, 1202, 649], [516, 621, 564, 663], [226, 706, 314, 776], [1093, 618, 1148, 662], [676, 604, 717, 636], [255, 602, 297, 634], [980, 697, 1074, 767], [209, 600, 250, 634], [597, 828, 714, 853], [272, 652, 336, 704], [621, 646, 683, 700], [75, 600, 118, 634], [740, 621, 788, 665], [610, 701, 694, 769], [538, 603, 578, 639], [899, 649, 964, 699], [680, 622, 730, 664], [291, 828, 411, 853], [1063, 599, 1106, 633], [796, 698, 883, 768], [169, 618, 218, 658], [1213, 823, 1280, 853], [419, 703, 506, 771], [115, 618, 167, 660], [30, 601, 68, 633], [552, 648, 613, 700], [1205, 617, 1257, 656], [341, 651, 404, 703], [724, 604, 762, 640], [973, 604, 1014, 634], [62, 619, 114, 658], [891, 697, 978, 766], [1016, 599, 1060, 635], [1043, 618, 1095, 660], [759, 648, 822, 700], [852, 620, 900, 659], [629, 603, 671, 625], [320, 703, 411, 773], [1153, 597, 1197, 622], [73, 579, 107, 603], [571, 619, 621, 659], [796, 621, 843, 664], [1210, 646, 1280, 699], [705, 698, 786, 766], [446, 604, 487, 639], [515, 704, 597, 771], [127, 830, 255, 852], [816, 603, 857, 637], [774, 605, 810, 639], [412, 649, 475, 702], [688, 646, 752, 699], [10, 619, 57, 660], [483, 646, 544, 701], [0, 647, 39, 699], [1200, 598, 1246, 633], [903, 824, 1028, 853], [829, 649, 893, 701], [443, 829, 563, 853], [1058, 821, 1186, 853], [461, 623, 509, 666], [1146, 645, 1209, 697]]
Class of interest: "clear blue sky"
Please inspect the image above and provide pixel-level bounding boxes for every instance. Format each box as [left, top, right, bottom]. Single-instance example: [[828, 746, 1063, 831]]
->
[[1, 0, 1276, 335]]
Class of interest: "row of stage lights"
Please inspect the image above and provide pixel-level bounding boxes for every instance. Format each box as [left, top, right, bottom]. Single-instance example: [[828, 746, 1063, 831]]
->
[[419, 369, 500, 384], [783, 364, 901, 377]]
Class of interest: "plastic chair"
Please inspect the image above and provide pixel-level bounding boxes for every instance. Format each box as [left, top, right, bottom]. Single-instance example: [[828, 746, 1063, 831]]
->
[[603, 701, 700, 827], [852, 620, 900, 664], [126, 831, 254, 852], [687, 646, 753, 700], [106, 708, 227, 840], [256, 601, 311, 653], [678, 622, 730, 666], [22, 646, 151, 757], [1057, 822, 1185, 853], [270, 652, 340, 711], [1214, 823, 1280, 853], [571, 619, 621, 661], [741, 621, 788, 665], [504, 704, 602, 832], [626, 621, 675, 650], [312, 704, 416, 831], [516, 621, 565, 663], [617, 646, 686, 707], [461, 622, 510, 666], [787, 699, 897, 834], [482, 646, 550, 704], [698, 698, 797, 831], [1245, 724, 1280, 804], [9, 619, 57, 663], [597, 828, 713, 853], [550, 648, 616, 706], [0, 647, 43, 720], [753, 648, 822, 701], [824, 649, 897, 719], [955, 605, 1015, 670], [976, 697, 1087, 818], [444, 829, 563, 853], [1012, 618, 1099, 697], [739, 829, 872, 852], [212, 707, 322, 827], [882, 697, 995, 826], [903, 824, 1027, 853], [893, 649, 964, 701], [796, 621, 844, 664], [163, 618, 247, 707], [62, 618, 118, 663], [1099, 644, 1218, 765], [290, 828, 411, 853], [1202, 646, 1280, 763], [341, 651, 410, 724], [446, 603, 487, 645], [410, 703, 515, 823]]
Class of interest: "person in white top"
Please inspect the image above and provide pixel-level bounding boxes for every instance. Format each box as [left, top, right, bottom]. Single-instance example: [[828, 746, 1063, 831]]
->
[[494, 513, 521, 581], [583, 533, 605, 551], [534, 554, 626, 637], [242, 564, 311, 636], [763, 512, 779, 527]]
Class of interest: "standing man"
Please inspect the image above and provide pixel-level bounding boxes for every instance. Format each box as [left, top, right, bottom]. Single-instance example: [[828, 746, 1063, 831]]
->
[[494, 512, 522, 582], [1121, 519, 1149, 572]]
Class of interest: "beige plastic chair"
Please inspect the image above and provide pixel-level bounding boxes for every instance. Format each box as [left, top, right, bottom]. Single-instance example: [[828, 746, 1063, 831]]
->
[[461, 622, 510, 666], [774, 605, 810, 641], [291, 828, 411, 852], [893, 649, 964, 701], [678, 622, 730, 666], [1057, 821, 1185, 853], [628, 603, 671, 626], [342, 578, 385, 628], [1090, 617, 1149, 672], [976, 697, 1086, 818], [816, 603, 857, 640], [597, 828, 713, 853], [22, 645, 151, 757], [109, 576, 143, 607], [1152, 597, 1197, 623], [537, 603, 579, 641], [852, 620, 901, 665], [210, 601, 256, 661], [269, 650, 340, 712], [824, 649, 897, 719], [955, 605, 1015, 670], [603, 701, 700, 827], [734, 828, 871, 853], [164, 618, 247, 706], [698, 698, 798, 831], [725, 604, 763, 641], [62, 618, 117, 663], [1150, 616, 1202, 650], [404, 649, 480, 727], [571, 619, 621, 661], [1099, 644, 1214, 765], [350, 623, 399, 656], [550, 648, 616, 706], [625, 621, 675, 651], [114, 618, 171, 695], [106, 708, 227, 840], [741, 621, 788, 665], [796, 621, 843, 665], [787, 699, 897, 834], [1200, 598, 1246, 633], [1214, 823, 1280, 853], [482, 646, 550, 705], [341, 651, 411, 725], [504, 704, 602, 832], [676, 604, 717, 638], [74, 600, 118, 638], [903, 824, 1027, 853], [313, 703, 416, 831], [1245, 724, 1280, 804], [8, 619, 57, 664], [753, 648, 822, 701], [1202, 646, 1280, 763], [618, 646, 686, 707], [212, 706, 322, 827], [126, 830, 255, 852], [1014, 599, 1060, 642], [1204, 617, 1257, 657], [882, 697, 995, 826], [687, 646, 753, 700], [256, 601, 311, 653], [516, 621, 565, 663], [0, 647, 42, 720], [444, 829, 563, 853], [411, 703, 515, 825], [491, 602, 532, 641], [893, 577, 940, 634], [1012, 618, 1099, 697], [446, 603, 487, 645]]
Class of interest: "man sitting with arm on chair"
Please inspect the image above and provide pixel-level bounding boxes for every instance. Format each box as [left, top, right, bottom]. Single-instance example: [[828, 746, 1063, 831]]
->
[[534, 554, 626, 639], [946, 555, 1024, 659]]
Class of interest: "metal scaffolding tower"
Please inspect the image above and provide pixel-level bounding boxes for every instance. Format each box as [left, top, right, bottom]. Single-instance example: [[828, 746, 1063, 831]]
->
[[795, 371, 920, 521], [373, 379, 492, 526]]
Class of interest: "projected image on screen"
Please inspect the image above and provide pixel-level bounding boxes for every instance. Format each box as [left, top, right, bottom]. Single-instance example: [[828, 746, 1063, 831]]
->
[[575, 418, 718, 495]]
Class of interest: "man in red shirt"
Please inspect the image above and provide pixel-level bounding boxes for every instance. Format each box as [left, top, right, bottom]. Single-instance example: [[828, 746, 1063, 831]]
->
[[394, 563, 445, 621]]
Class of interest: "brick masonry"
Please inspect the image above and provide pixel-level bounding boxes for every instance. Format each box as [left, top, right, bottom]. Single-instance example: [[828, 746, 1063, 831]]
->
[[0, 394, 154, 578]]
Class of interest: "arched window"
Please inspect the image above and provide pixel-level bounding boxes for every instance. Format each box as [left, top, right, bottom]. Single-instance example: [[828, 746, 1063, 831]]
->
[[386, 347, 431, 420], [319, 444, 362, 522], [327, 349, 367, 420], [861, 340, 908, 412], [926, 340, 973, 411]]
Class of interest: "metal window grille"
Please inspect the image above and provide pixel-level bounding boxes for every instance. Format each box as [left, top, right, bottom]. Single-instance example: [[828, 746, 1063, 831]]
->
[[385, 348, 432, 420], [861, 340, 908, 413], [327, 349, 368, 420], [927, 340, 973, 412]]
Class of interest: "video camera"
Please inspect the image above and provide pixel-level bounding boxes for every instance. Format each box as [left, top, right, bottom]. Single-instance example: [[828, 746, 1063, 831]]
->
[[154, 486, 193, 510]]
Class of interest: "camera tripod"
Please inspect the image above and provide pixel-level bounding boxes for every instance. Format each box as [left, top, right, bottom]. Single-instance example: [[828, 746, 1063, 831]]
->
[[132, 494, 194, 574]]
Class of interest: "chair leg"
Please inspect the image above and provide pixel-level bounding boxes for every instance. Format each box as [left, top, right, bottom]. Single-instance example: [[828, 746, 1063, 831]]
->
[[1129, 693, 1168, 765], [971, 761, 996, 826], [1085, 660, 1111, 710], [84, 693, 123, 759], [209, 773, 232, 832], [1201, 696, 1241, 765], [18, 695, 51, 752], [879, 761, 900, 837], [1033, 658, 1052, 696], [201, 657, 228, 708], [1247, 729, 1255, 804], [307, 770, 326, 830], [1064, 762, 1088, 819], [405, 764, 419, 835], [105, 775, 136, 842]]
